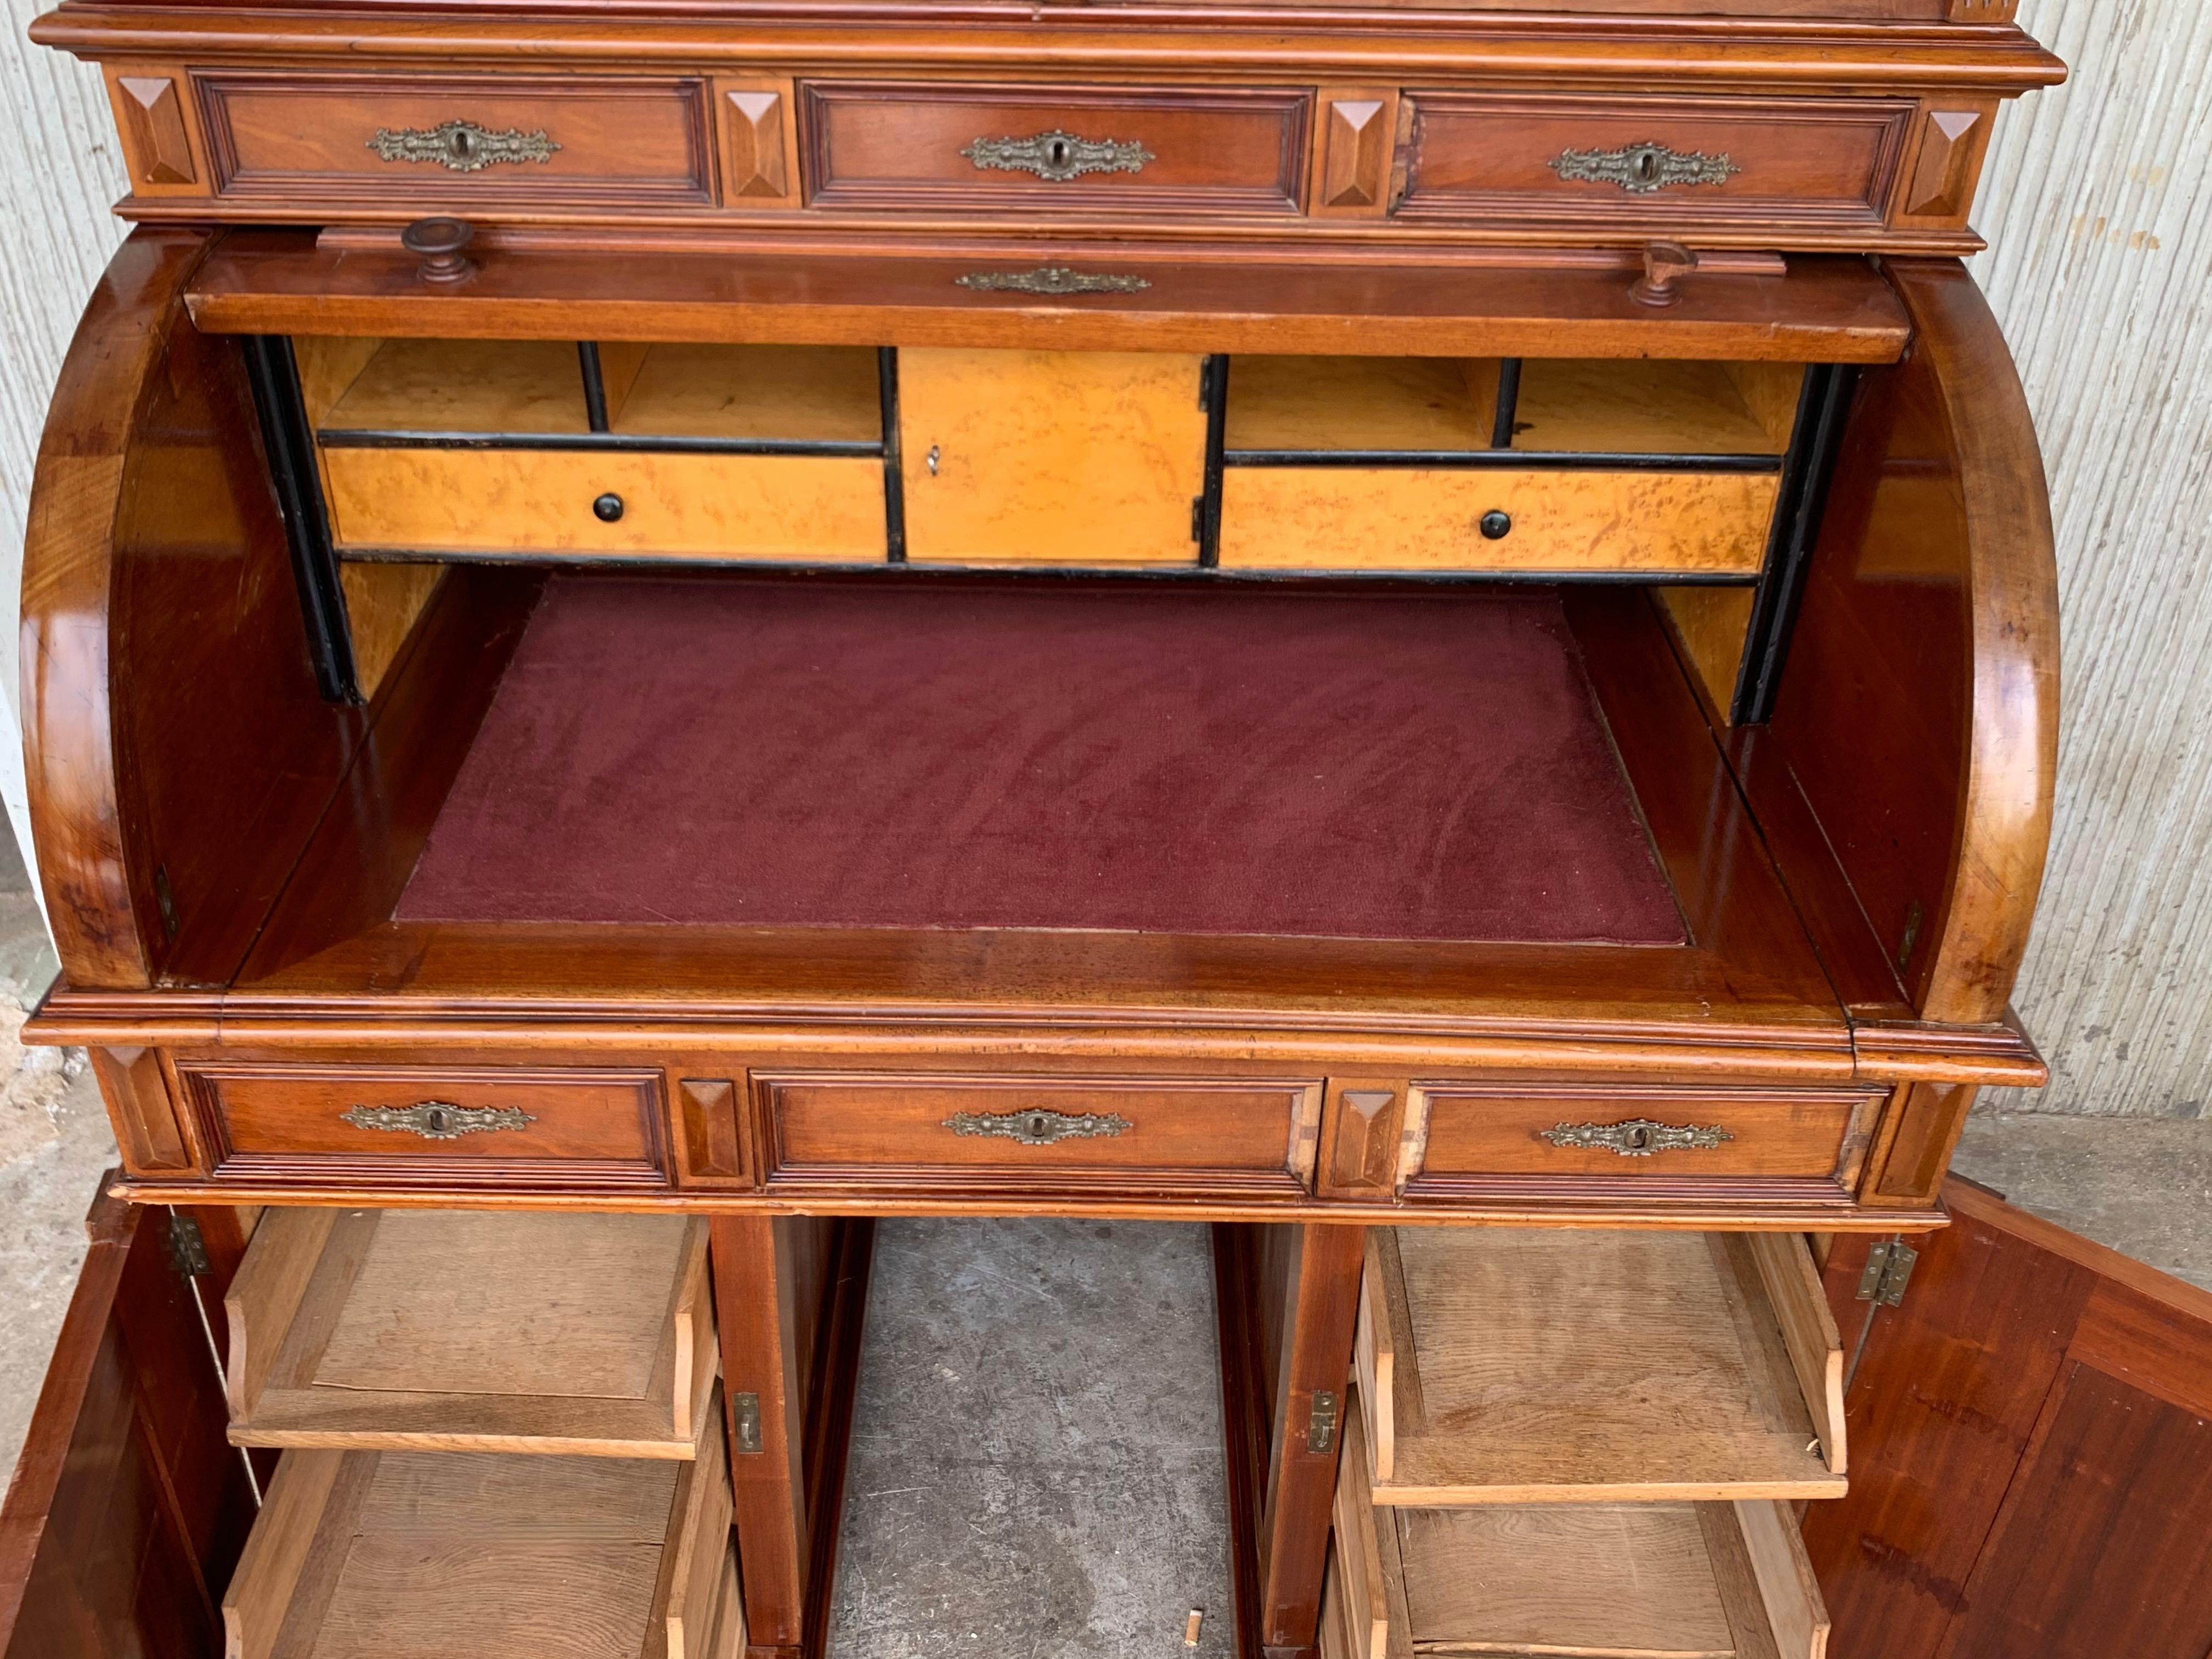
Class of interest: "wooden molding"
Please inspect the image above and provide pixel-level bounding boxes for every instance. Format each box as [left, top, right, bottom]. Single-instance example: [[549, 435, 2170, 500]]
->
[[1899, 103, 1993, 222], [1311, 87, 1396, 216], [716, 79, 795, 204], [109, 69, 199, 187]]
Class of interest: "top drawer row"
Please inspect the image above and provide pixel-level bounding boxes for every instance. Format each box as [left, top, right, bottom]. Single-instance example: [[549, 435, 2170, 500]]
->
[[104, 70, 1996, 249]]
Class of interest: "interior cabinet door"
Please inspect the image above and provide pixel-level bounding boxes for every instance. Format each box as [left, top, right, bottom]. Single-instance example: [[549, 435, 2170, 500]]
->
[[1805, 1177, 2212, 1659], [0, 1186, 255, 1659]]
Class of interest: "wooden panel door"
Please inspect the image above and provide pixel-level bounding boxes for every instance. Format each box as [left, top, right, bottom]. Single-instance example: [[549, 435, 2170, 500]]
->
[[1806, 1176, 2212, 1659], [0, 1185, 257, 1659]]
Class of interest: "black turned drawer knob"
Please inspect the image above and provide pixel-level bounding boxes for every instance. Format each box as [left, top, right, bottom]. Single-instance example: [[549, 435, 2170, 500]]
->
[[592, 493, 625, 523], [1480, 510, 1513, 540], [400, 216, 476, 286]]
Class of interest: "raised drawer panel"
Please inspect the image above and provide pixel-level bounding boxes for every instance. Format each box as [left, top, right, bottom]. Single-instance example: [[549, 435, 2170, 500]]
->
[[225, 1207, 718, 1458], [1401, 1083, 1878, 1203], [321, 447, 888, 561], [800, 81, 1312, 215], [199, 73, 716, 206], [1354, 1226, 1846, 1504], [1397, 92, 1913, 232], [759, 1071, 1324, 1197], [178, 1063, 672, 1189], [1218, 467, 1779, 575]]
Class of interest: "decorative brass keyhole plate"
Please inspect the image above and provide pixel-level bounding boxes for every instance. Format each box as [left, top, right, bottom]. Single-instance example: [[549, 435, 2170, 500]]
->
[[1550, 140, 1738, 194], [1541, 1118, 1735, 1156], [960, 128, 1154, 183], [341, 1100, 538, 1139], [368, 120, 561, 172], [943, 1108, 1135, 1146]]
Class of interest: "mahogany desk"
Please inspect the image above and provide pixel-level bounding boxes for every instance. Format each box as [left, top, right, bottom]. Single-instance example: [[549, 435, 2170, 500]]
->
[[0, 3, 2096, 1656]]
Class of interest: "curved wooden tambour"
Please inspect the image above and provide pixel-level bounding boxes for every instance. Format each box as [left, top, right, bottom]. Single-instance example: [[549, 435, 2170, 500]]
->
[[1756, 258, 2057, 1030], [20, 227, 364, 990]]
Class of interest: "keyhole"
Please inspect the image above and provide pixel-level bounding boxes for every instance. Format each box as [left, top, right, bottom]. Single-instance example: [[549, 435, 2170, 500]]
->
[[926, 444, 940, 476], [1634, 147, 1660, 184], [451, 128, 477, 160], [1623, 1124, 1652, 1152], [1027, 1114, 1049, 1140], [425, 1106, 454, 1135], [1046, 136, 1071, 169]]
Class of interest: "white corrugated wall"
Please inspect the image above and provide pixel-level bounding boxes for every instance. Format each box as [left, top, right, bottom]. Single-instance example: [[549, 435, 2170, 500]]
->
[[0, 0, 2205, 1114]]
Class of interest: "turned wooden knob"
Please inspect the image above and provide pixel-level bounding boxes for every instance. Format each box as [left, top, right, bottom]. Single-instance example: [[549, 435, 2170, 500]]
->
[[400, 216, 476, 286], [1629, 240, 1699, 308]]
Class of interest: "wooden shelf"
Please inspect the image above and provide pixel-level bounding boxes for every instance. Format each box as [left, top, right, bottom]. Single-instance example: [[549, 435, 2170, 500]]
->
[[318, 338, 591, 437], [1224, 356, 1499, 453], [611, 343, 882, 443], [221, 1406, 732, 1659], [1355, 1227, 1845, 1504], [1333, 1396, 1831, 1659], [1513, 359, 1796, 457], [225, 1207, 718, 1457]]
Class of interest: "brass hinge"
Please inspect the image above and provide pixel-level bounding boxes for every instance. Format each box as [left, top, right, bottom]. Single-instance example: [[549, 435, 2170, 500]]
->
[[1307, 1389, 1340, 1454], [166, 1212, 211, 1278], [1856, 1239, 1919, 1308], [732, 1391, 764, 1454]]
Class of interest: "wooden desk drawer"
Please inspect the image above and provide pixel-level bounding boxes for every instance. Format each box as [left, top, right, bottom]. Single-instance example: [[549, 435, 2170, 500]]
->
[[1354, 1226, 1845, 1505], [1333, 1396, 1831, 1659], [321, 447, 887, 561], [199, 73, 715, 207], [226, 1208, 717, 1458], [1397, 92, 1913, 233], [223, 1408, 732, 1659], [759, 1071, 1324, 1197], [1217, 466, 1778, 575], [1401, 1084, 1877, 1203], [179, 1063, 672, 1189], [799, 81, 1311, 215]]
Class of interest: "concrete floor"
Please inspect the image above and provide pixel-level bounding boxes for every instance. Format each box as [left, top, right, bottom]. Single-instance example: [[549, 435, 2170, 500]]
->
[[0, 814, 2202, 1651]]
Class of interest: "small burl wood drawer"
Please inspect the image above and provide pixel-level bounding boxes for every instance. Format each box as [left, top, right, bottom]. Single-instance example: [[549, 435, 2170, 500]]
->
[[320, 447, 888, 561], [198, 73, 715, 207], [1218, 467, 1779, 576], [1396, 92, 1913, 233], [799, 81, 1312, 215], [759, 1072, 1324, 1197], [1400, 1083, 1880, 1203], [178, 1063, 671, 1189]]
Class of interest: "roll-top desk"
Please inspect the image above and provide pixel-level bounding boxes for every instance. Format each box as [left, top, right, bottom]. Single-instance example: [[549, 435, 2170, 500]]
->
[[3, 0, 2064, 1655]]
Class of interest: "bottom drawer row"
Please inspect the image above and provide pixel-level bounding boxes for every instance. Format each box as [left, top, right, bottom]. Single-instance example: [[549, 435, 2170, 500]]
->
[[1327, 1391, 1831, 1659]]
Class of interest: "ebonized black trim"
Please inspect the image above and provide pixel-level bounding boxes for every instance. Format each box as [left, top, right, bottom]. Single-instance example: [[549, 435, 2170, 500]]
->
[[241, 335, 358, 706], [337, 546, 1758, 585], [1731, 363, 1860, 725], [577, 341, 611, 433], [1221, 448, 1782, 473], [1492, 357, 1524, 450], [879, 346, 906, 563], [314, 429, 883, 458], [1197, 353, 1231, 568]]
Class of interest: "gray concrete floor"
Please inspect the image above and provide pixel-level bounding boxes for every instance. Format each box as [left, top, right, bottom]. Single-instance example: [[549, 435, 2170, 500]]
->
[[831, 1218, 1235, 1659], [0, 808, 2202, 1655]]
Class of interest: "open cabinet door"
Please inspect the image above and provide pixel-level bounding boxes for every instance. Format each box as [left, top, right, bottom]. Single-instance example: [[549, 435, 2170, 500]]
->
[[1806, 1177, 2212, 1659], [0, 1186, 256, 1658]]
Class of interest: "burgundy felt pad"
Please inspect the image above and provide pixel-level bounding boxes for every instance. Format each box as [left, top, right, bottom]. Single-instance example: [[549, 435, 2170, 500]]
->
[[397, 575, 1685, 944]]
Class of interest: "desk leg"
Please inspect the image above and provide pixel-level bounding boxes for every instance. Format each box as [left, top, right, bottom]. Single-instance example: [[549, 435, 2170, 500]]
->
[[1216, 1221, 1365, 1659], [712, 1214, 876, 1659]]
